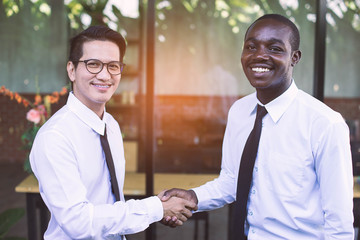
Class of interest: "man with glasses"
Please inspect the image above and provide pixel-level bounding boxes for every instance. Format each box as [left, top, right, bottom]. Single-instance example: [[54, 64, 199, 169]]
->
[[30, 25, 196, 240]]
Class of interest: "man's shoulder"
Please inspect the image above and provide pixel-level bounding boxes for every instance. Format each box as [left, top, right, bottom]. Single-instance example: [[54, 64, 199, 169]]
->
[[37, 104, 82, 137], [48, 103, 73, 121], [296, 90, 344, 124], [229, 92, 257, 112]]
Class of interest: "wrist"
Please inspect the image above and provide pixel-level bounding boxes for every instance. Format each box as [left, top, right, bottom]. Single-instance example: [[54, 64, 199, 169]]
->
[[188, 190, 199, 204]]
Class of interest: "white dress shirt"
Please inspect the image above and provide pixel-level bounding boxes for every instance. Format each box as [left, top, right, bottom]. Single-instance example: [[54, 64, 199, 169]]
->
[[30, 92, 163, 240], [193, 81, 354, 239]]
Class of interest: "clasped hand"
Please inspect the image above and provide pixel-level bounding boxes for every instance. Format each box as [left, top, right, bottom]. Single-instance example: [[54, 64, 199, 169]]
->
[[157, 188, 199, 227]]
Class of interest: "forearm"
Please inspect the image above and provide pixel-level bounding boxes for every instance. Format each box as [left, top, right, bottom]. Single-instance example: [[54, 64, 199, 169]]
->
[[92, 197, 163, 236], [193, 169, 236, 211], [44, 196, 163, 239]]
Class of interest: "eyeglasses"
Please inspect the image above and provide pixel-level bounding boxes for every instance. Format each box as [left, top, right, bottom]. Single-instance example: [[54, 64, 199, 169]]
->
[[75, 59, 126, 75]]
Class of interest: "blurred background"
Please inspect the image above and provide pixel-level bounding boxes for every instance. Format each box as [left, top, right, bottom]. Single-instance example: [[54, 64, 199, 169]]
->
[[0, 0, 360, 239]]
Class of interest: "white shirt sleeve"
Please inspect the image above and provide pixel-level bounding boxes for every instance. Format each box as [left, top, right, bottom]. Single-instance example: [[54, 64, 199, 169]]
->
[[30, 129, 163, 239], [313, 118, 354, 238]]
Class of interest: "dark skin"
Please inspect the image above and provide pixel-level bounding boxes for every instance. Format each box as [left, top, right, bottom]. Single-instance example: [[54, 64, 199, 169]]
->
[[241, 18, 301, 104], [159, 189, 198, 226], [161, 18, 302, 227]]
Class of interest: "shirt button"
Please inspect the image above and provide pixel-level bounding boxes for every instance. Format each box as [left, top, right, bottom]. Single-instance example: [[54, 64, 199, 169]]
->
[[252, 229, 256, 233], [252, 189, 256, 194], [248, 211, 253, 216], [254, 166, 258, 172]]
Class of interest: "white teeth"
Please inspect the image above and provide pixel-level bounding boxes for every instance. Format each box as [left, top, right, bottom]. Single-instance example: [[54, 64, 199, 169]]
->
[[93, 84, 110, 88], [252, 67, 270, 73]]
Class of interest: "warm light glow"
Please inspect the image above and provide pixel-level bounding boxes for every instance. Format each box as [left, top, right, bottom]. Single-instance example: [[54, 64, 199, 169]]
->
[[105, 0, 139, 19]]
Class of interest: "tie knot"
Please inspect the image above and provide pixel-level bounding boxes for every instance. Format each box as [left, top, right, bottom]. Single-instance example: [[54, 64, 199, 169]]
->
[[102, 125, 107, 138], [256, 105, 267, 120]]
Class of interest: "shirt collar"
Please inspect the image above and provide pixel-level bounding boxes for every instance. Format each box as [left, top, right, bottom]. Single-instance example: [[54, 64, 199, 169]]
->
[[67, 92, 106, 135], [258, 80, 298, 123]]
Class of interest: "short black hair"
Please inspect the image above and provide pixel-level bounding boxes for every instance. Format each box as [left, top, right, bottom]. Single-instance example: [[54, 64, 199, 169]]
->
[[68, 25, 126, 67], [245, 14, 300, 51]]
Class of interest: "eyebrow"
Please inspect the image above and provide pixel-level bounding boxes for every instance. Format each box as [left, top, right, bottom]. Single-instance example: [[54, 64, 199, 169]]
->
[[245, 37, 285, 46]]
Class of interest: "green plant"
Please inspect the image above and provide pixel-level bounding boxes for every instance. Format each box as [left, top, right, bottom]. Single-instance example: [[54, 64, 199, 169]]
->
[[0, 208, 26, 240], [0, 85, 68, 174]]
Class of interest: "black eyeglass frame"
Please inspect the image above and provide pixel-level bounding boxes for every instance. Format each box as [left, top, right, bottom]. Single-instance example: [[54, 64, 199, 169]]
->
[[75, 59, 126, 75]]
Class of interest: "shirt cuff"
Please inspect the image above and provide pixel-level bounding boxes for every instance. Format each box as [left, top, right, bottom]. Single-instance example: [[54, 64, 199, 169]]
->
[[143, 196, 163, 223], [192, 187, 207, 211]]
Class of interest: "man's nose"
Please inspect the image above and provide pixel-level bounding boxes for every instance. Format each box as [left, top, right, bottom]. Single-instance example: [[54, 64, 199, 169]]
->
[[96, 64, 111, 80], [254, 47, 269, 60]]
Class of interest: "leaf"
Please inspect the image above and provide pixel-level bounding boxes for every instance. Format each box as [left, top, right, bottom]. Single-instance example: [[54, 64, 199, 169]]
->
[[21, 125, 40, 150], [112, 5, 122, 17], [20, 125, 39, 174], [0, 208, 25, 238], [23, 157, 33, 174]]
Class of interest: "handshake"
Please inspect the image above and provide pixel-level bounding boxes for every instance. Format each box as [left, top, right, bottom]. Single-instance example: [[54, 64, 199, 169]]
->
[[157, 188, 198, 227]]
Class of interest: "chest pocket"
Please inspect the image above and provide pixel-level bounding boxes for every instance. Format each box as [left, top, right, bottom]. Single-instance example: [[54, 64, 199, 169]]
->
[[262, 152, 305, 198]]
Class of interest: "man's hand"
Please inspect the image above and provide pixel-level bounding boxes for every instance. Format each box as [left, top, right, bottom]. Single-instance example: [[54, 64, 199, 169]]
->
[[159, 188, 199, 227], [157, 191, 197, 227], [161, 188, 198, 205]]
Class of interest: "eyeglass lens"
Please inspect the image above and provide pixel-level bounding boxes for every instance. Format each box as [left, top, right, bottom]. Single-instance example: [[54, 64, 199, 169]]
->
[[85, 59, 124, 75]]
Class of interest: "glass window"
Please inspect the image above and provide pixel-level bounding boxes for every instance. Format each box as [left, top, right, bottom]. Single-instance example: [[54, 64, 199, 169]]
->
[[153, 0, 316, 172], [324, 1, 360, 174], [0, 1, 68, 92]]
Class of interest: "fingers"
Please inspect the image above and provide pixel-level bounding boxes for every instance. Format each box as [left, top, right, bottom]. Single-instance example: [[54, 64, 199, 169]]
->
[[183, 198, 197, 211], [176, 211, 188, 223], [165, 216, 171, 222], [174, 203, 192, 222], [174, 219, 183, 226], [161, 188, 199, 205], [162, 188, 191, 202], [161, 217, 183, 228], [181, 206, 193, 219], [161, 196, 195, 226], [161, 188, 180, 201], [168, 216, 184, 227], [157, 190, 166, 199], [160, 189, 200, 228]]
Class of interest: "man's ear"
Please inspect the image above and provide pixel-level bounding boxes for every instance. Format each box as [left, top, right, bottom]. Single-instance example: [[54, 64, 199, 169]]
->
[[67, 61, 76, 82], [291, 50, 302, 67]]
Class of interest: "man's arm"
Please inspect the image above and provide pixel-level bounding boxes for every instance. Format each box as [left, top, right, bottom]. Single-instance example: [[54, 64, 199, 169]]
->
[[30, 130, 196, 238], [314, 118, 354, 238]]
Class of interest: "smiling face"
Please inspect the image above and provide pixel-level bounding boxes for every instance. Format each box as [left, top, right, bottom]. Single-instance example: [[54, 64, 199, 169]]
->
[[241, 18, 301, 104], [67, 40, 121, 117]]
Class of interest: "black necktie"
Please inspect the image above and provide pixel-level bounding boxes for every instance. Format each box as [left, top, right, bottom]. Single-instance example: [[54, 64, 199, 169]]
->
[[100, 125, 121, 201], [232, 105, 268, 239]]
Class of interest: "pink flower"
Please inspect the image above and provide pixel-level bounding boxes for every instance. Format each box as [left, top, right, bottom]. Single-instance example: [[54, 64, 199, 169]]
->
[[37, 105, 47, 115], [26, 109, 41, 124]]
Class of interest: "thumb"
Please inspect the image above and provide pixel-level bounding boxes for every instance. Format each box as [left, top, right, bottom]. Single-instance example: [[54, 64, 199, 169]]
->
[[161, 190, 171, 201], [157, 190, 166, 198]]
